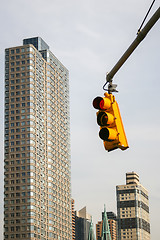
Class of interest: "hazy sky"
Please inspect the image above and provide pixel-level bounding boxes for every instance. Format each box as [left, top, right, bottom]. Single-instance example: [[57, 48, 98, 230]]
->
[[0, 0, 160, 239]]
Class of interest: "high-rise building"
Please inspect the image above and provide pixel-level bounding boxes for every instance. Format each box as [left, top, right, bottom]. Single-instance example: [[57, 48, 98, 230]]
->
[[116, 172, 150, 240], [4, 37, 71, 239], [96, 210, 117, 240], [75, 206, 91, 240]]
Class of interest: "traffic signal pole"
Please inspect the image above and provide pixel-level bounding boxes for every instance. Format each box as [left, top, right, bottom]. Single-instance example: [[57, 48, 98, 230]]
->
[[106, 6, 160, 90]]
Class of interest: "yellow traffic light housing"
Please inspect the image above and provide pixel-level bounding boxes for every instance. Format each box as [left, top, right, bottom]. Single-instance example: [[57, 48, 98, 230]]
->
[[93, 92, 129, 152]]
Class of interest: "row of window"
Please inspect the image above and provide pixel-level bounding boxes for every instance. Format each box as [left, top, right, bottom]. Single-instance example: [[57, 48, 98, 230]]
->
[[5, 53, 34, 61], [6, 65, 33, 73], [6, 59, 34, 67], [6, 46, 34, 54], [6, 71, 33, 78], [5, 77, 33, 85]]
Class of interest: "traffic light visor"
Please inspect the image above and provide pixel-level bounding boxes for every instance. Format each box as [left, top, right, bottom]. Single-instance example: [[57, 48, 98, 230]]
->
[[93, 97, 111, 110]]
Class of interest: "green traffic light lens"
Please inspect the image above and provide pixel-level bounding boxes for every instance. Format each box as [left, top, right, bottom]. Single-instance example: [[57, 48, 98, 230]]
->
[[99, 128, 109, 141]]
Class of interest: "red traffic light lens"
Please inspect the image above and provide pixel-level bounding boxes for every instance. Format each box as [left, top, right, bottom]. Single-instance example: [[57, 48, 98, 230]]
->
[[99, 99, 104, 109], [93, 97, 104, 110]]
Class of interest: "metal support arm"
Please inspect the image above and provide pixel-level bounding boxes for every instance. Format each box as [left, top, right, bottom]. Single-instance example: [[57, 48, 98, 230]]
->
[[106, 7, 160, 90]]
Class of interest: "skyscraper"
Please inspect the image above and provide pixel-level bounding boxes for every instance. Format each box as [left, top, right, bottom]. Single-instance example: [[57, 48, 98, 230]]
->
[[75, 206, 91, 240], [4, 37, 71, 239], [116, 172, 150, 240]]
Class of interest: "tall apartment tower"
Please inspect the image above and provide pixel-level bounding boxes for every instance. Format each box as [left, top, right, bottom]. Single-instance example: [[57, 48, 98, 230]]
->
[[116, 172, 150, 240], [4, 37, 71, 239]]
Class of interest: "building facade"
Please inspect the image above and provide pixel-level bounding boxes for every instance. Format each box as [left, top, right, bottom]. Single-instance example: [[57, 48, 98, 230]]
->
[[71, 199, 75, 240], [4, 37, 71, 239], [116, 172, 150, 240]]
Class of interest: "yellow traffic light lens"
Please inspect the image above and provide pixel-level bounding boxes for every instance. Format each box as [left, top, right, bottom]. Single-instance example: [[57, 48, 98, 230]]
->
[[99, 127, 117, 141]]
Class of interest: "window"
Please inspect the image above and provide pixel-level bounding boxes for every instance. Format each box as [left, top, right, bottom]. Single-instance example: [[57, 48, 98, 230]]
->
[[11, 74, 14, 78]]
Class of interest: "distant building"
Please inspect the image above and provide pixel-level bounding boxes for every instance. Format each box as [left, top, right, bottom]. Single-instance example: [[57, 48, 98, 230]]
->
[[75, 206, 91, 240], [88, 218, 96, 240], [116, 172, 150, 240], [72, 199, 76, 240], [96, 208, 117, 240]]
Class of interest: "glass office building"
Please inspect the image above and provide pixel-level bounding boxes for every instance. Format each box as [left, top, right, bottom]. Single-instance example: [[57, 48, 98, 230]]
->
[[4, 37, 71, 239]]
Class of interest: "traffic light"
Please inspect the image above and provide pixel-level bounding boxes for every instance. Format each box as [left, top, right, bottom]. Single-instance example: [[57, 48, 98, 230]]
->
[[93, 92, 129, 152]]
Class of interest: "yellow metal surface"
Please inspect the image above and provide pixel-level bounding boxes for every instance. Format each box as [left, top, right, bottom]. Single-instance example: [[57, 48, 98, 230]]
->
[[112, 100, 129, 150], [101, 97, 111, 109]]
